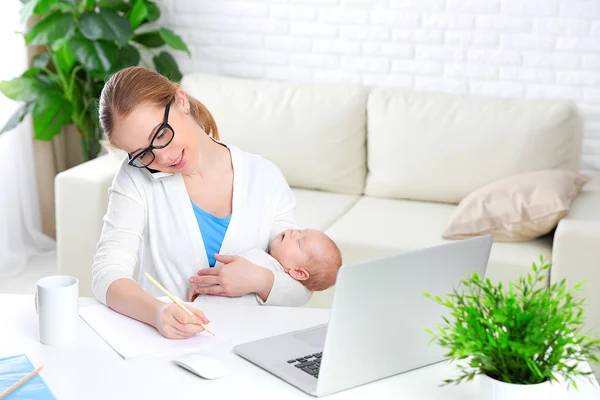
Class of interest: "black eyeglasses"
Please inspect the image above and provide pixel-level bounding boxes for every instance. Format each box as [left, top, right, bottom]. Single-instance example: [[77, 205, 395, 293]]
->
[[128, 100, 175, 168]]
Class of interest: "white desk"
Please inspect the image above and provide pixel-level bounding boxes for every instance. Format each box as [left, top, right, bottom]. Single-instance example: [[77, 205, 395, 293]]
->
[[1, 294, 599, 399]]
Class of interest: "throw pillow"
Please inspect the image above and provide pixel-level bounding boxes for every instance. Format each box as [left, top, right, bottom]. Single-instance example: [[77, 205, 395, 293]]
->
[[442, 170, 589, 242]]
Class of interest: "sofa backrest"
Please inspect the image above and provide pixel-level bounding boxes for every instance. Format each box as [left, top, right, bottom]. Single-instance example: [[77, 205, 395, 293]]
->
[[181, 73, 368, 195], [181, 73, 584, 204], [366, 88, 583, 204]]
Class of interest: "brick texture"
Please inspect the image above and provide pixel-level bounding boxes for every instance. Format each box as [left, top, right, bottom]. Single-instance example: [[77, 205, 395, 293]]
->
[[156, 0, 600, 171]]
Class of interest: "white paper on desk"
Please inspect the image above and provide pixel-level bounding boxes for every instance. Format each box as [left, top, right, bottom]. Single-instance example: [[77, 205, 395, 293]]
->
[[79, 304, 228, 360]]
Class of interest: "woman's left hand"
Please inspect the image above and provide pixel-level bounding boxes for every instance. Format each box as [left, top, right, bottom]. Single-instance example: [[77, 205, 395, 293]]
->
[[188, 254, 273, 299]]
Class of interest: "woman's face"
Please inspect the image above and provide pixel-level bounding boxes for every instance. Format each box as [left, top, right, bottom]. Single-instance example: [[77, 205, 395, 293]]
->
[[110, 91, 202, 174]]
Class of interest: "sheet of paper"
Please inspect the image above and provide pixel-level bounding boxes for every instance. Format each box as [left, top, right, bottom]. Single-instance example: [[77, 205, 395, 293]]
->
[[79, 304, 228, 360], [0, 354, 55, 399]]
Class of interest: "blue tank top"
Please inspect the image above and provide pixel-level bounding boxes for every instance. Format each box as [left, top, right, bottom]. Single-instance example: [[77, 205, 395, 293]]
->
[[191, 201, 231, 267]]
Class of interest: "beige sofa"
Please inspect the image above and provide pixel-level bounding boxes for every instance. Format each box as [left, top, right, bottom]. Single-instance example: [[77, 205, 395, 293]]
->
[[56, 73, 600, 377]]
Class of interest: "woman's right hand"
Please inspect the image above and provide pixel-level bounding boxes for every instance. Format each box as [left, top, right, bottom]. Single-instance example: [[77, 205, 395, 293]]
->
[[152, 302, 210, 339]]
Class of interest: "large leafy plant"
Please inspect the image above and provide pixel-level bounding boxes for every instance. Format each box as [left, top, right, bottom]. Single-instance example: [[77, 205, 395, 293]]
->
[[425, 256, 600, 389], [0, 0, 191, 160]]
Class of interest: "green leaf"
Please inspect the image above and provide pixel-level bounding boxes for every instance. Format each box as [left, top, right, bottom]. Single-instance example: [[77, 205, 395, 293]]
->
[[97, 0, 130, 12], [79, 9, 132, 46], [70, 36, 119, 73], [159, 27, 190, 56], [84, 0, 95, 11], [128, 0, 148, 31], [88, 70, 112, 81], [0, 76, 50, 102], [24, 11, 76, 45], [54, 40, 76, 76], [35, 74, 54, 87], [121, 44, 141, 67], [66, 66, 84, 114], [111, 44, 141, 72], [50, 37, 67, 52], [0, 102, 34, 135], [132, 31, 164, 48], [49, 2, 76, 12], [32, 92, 73, 140], [21, 68, 44, 78], [32, 52, 50, 69], [19, 0, 38, 25], [33, 0, 58, 15], [153, 51, 182, 82], [144, 1, 160, 22]]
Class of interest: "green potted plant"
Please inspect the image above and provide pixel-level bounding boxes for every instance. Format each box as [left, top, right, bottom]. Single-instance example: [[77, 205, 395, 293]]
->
[[425, 256, 600, 399], [0, 0, 191, 161]]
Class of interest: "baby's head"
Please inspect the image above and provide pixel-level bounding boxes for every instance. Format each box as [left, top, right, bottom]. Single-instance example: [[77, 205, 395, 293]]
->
[[270, 229, 342, 291]]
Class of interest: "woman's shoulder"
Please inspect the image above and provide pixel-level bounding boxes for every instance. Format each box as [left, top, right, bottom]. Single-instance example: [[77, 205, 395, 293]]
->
[[113, 156, 146, 185], [230, 145, 285, 180], [113, 156, 175, 185], [111, 156, 173, 201]]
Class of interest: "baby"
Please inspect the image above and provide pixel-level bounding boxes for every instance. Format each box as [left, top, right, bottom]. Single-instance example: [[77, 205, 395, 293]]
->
[[189, 229, 342, 305]]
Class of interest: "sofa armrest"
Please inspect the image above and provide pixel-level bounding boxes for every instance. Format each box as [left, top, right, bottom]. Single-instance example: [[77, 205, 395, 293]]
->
[[55, 155, 121, 297], [552, 174, 600, 381]]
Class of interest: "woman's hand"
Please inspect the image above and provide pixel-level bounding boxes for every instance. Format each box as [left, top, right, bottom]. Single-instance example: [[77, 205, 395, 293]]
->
[[187, 285, 199, 302], [188, 254, 274, 300], [152, 302, 210, 339]]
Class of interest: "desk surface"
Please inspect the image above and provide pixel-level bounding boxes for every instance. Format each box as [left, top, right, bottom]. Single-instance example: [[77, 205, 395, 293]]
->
[[1, 294, 599, 400]]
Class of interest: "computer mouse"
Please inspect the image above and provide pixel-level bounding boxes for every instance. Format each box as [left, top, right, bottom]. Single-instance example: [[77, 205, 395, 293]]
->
[[173, 353, 226, 380]]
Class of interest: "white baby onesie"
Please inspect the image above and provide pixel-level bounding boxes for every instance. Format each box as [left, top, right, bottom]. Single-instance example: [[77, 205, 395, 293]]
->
[[192, 247, 288, 306]]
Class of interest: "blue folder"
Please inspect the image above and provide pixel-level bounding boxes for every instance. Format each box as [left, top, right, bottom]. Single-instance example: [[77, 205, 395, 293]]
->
[[0, 355, 55, 399]]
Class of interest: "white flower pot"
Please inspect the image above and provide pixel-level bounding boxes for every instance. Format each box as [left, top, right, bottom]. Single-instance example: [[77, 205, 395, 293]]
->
[[480, 374, 551, 400]]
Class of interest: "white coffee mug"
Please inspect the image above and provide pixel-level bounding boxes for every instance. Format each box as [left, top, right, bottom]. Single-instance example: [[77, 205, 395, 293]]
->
[[34, 275, 79, 346]]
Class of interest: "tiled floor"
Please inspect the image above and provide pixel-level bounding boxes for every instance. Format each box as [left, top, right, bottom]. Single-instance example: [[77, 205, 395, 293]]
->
[[0, 252, 57, 295]]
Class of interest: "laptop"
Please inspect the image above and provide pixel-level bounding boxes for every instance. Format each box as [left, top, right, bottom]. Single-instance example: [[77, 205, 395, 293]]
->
[[233, 235, 493, 397]]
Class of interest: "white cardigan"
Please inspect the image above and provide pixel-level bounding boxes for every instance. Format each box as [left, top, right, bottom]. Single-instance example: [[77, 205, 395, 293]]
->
[[91, 144, 312, 307]]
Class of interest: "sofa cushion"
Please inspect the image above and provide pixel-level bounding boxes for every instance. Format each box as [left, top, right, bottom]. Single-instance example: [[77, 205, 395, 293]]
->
[[443, 170, 590, 242], [181, 73, 368, 195], [326, 196, 552, 279], [301, 196, 553, 309], [292, 188, 360, 231], [365, 87, 583, 204]]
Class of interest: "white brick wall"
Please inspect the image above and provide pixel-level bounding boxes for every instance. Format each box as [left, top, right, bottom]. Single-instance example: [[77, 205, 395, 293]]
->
[[157, 0, 600, 171]]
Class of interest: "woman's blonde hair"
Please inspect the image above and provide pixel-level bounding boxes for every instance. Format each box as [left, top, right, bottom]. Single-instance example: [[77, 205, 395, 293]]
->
[[99, 66, 219, 143]]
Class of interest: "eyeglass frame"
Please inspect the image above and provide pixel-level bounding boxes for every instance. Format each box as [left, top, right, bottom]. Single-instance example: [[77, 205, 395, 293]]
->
[[127, 99, 175, 168]]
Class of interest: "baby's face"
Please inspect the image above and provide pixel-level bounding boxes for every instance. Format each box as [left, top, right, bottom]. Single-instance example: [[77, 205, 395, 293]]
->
[[270, 229, 326, 271]]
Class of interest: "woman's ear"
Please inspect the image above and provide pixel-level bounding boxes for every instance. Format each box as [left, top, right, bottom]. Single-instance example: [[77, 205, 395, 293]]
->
[[174, 88, 190, 114], [289, 268, 310, 281]]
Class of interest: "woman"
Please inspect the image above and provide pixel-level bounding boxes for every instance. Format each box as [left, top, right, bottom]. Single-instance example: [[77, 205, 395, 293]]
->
[[92, 67, 311, 339]]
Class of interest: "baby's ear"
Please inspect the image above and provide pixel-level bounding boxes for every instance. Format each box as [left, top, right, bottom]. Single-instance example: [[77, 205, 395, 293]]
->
[[289, 268, 310, 281]]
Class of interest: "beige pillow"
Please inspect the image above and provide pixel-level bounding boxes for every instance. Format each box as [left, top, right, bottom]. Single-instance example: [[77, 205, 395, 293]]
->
[[442, 170, 589, 242]]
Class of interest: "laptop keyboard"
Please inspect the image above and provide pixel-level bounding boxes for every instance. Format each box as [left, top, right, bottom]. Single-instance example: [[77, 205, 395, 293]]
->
[[287, 352, 322, 378]]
